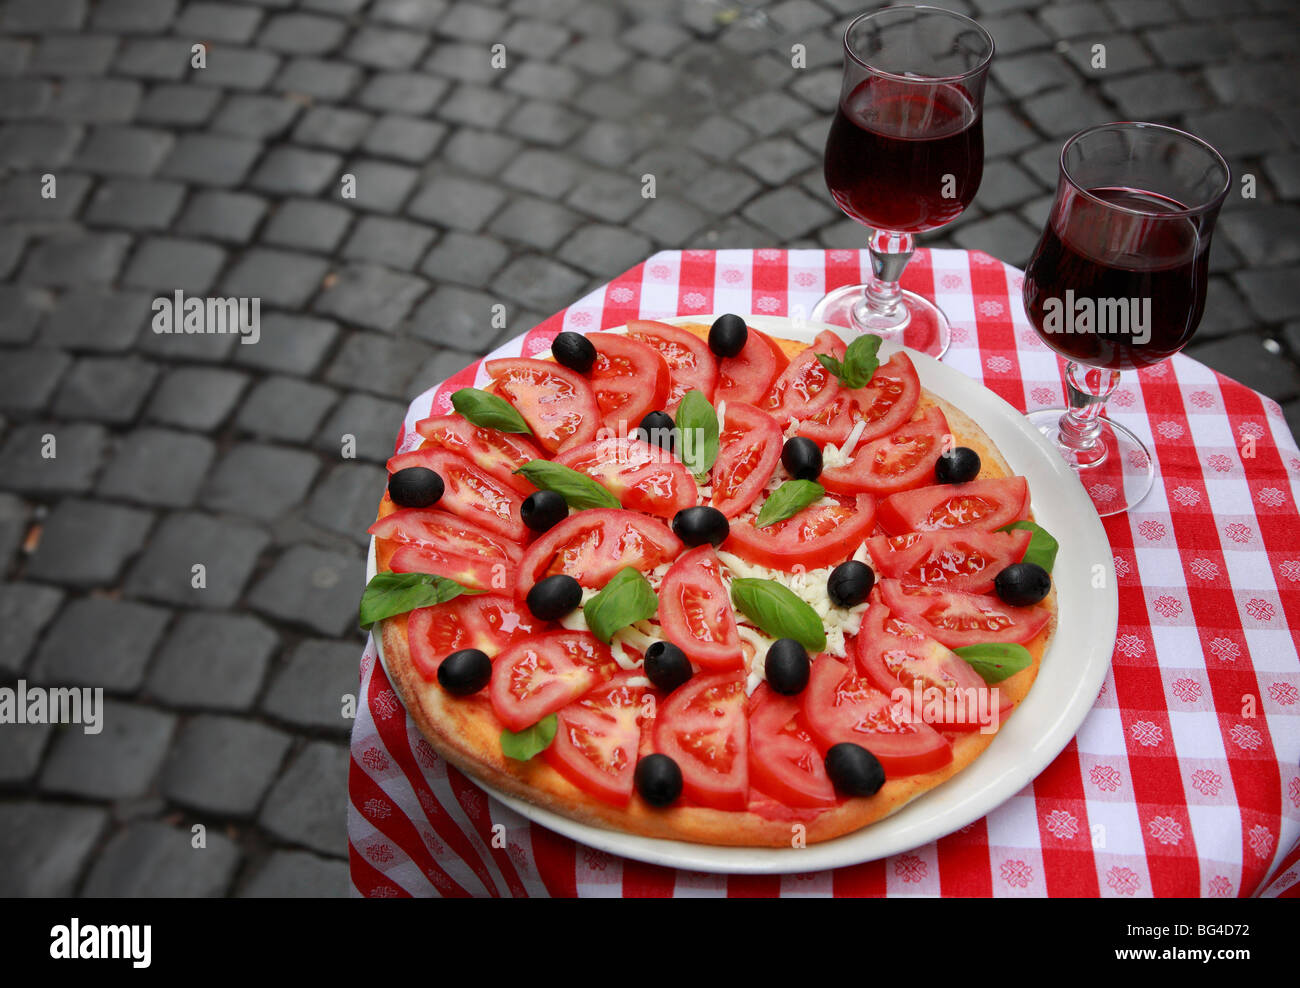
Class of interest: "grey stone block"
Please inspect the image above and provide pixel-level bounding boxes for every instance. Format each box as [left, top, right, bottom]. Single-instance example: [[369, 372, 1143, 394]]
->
[[51, 355, 158, 425], [341, 216, 435, 270], [0, 722, 52, 783], [236, 375, 338, 443], [21, 233, 131, 288], [146, 367, 248, 432], [258, 740, 350, 857], [0, 348, 71, 414], [312, 263, 427, 332], [248, 544, 365, 636], [344, 26, 428, 69], [263, 198, 353, 252], [743, 186, 838, 240], [124, 511, 269, 609], [325, 332, 431, 398], [438, 127, 521, 175], [314, 391, 406, 463], [162, 715, 293, 816], [262, 638, 359, 733], [274, 56, 360, 101], [81, 822, 240, 897], [293, 105, 374, 151], [196, 46, 283, 92], [210, 93, 302, 140], [232, 312, 338, 376], [0, 802, 106, 896], [356, 72, 447, 115], [360, 114, 446, 163], [221, 248, 328, 309], [338, 159, 418, 214], [41, 700, 176, 800], [419, 232, 508, 289], [29, 595, 169, 691], [27, 498, 153, 589], [0, 423, 108, 496], [200, 442, 321, 522], [0, 581, 64, 678], [146, 611, 278, 711], [176, 2, 265, 43], [260, 12, 349, 55], [305, 462, 385, 543], [408, 175, 506, 232], [98, 427, 215, 508], [84, 177, 186, 231], [1186, 335, 1300, 400], [496, 255, 587, 314], [176, 190, 268, 244], [160, 133, 263, 187], [239, 849, 348, 897], [249, 147, 341, 197], [557, 223, 652, 278], [436, 83, 516, 129]]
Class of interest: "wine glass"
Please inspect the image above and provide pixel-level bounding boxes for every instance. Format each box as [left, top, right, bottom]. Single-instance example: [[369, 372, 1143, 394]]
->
[[813, 5, 994, 358], [1022, 122, 1231, 516]]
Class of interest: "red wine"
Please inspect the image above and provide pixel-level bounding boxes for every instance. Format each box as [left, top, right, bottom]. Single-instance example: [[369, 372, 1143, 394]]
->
[[1023, 187, 1208, 370], [824, 77, 982, 233]]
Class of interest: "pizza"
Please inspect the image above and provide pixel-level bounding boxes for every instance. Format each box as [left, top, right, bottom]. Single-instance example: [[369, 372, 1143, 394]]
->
[[361, 317, 1058, 848]]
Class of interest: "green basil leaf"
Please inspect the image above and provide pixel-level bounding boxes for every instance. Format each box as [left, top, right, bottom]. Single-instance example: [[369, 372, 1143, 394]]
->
[[755, 479, 825, 528], [952, 643, 1033, 684], [514, 459, 620, 509], [500, 714, 558, 761], [675, 389, 719, 478], [359, 571, 484, 630], [450, 387, 531, 434], [816, 334, 881, 389], [730, 578, 826, 653], [583, 566, 658, 644], [997, 520, 1059, 574]]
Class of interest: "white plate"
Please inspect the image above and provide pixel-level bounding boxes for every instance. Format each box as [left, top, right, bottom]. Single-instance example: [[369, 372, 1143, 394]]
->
[[369, 314, 1118, 875]]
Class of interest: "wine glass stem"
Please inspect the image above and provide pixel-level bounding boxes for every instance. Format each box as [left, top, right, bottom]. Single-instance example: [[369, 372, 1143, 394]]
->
[[1057, 361, 1122, 467], [850, 230, 914, 335]]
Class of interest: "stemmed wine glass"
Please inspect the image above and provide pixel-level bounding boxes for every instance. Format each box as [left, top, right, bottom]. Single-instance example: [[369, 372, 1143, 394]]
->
[[1022, 122, 1231, 516], [813, 5, 994, 358]]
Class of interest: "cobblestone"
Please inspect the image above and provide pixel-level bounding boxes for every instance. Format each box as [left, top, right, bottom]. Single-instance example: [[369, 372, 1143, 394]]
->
[[52, 355, 158, 424], [0, 581, 65, 678], [232, 312, 338, 375], [305, 462, 385, 544], [221, 248, 328, 308], [146, 366, 249, 431], [0, 803, 106, 896], [258, 740, 350, 857], [29, 594, 169, 690], [262, 637, 359, 732], [0, 422, 108, 496], [146, 611, 278, 711], [0, 348, 71, 414], [98, 427, 216, 508], [237, 375, 339, 443], [248, 544, 365, 636], [81, 821, 240, 897], [0, 724, 52, 784], [27, 499, 154, 589], [41, 700, 176, 800], [201, 441, 321, 522], [162, 715, 292, 817], [176, 190, 268, 244], [239, 849, 348, 897], [211, 94, 302, 140], [124, 511, 269, 608], [263, 199, 353, 252], [313, 263, 427, 332], [342, 216, 435, 270]]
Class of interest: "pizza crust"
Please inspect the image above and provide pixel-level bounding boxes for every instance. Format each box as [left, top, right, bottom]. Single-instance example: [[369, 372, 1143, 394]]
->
[[372, 325, 1058, 847]]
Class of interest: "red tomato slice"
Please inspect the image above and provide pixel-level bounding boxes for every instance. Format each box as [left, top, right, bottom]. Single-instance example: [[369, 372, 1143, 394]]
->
[[879, 579, 1051, 649], [626, 320, 718, 412], [716, 325, 788, 405], [748, 685, 837, 808], [877, 477, 1029, 535], [587, 332, 671, 432], [489, 630, 616, 732], [709, 401, 783, 519], [855, 600, 1006, 732], [369, 507, 522, 566], [820, 405, 951, 497], [796, 352, 921, 446], [485, 357, 600, 454], [388, 543, 510, 593], [653, 672, 749, 810], [802, 656, 952, 776], [724, 493, 876, 572], [516, 509, 683, 597], [765, 329, 845, 426], [658, 545, 744, 671], [411, 414, 544, 497], [386, 448, 527, 542], [867, 529, 1031, 594], [544, 671, 647, 806], [554, 437, 694, 519], [407, 594, 536, 681]]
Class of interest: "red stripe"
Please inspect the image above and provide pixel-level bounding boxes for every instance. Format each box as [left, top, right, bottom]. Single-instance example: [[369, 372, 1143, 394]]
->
[[349, 759, 472, 897], [751, 250, 788, 316], [726, 874, 782, 897], [445, 763, 530, 897], [621, 858, 677, 897], [966, 253, 1027, 411], [936, 822, 992, 896], [822, 248, 863, 298], [831, 858, 887, 896], [1032, 744, 1102, 896], [349, 839, 412, 898], [676, 251, 716, 316], [529, 824, 578, 897], [364, 663, 501, 895], [429, 359, 482, 415], [521, 310, 565, 358], [601, 262, 645, 328]]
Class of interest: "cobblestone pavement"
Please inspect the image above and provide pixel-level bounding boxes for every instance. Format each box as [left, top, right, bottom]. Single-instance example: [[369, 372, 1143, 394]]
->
[[1, 0, 1297, 897]]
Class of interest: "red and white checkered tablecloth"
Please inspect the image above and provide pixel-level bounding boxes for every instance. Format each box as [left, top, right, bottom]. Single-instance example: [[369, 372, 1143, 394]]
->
[[347, 248, 1300, 898]]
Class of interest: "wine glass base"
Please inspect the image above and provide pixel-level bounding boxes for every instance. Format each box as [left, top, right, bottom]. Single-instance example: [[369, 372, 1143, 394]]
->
[[809, 284, 951, 359], [1025, 408, 1154, 517]]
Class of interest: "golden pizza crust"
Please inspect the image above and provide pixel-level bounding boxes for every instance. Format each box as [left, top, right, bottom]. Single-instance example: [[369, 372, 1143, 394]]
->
[[372, 324, 1058, 847]]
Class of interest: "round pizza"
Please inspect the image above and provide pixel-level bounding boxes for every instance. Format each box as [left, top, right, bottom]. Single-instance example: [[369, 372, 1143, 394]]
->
[[361, 317, 1058, 848]]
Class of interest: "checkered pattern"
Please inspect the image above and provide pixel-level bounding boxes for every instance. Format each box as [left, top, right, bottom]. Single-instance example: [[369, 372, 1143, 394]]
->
[[347, 249, 1300, 898]]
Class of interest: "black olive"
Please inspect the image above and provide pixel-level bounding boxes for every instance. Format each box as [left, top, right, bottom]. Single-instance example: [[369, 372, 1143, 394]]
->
[[644, 640, 692, 693], [526, 573, 583, 621], [521, 490, 568, 532], [671, 505, 729, 548], [765, 638, 811, 695], [388, 467, 443, 508], [551, 331, 596, 374], [635, 753, 683, 807], [824, 742, 886, 797], [708, 313, 748, 358], [437, 648, 492, 696], [935, 446, 981, 484], [635, 410, 677, 454], [994, 562, 1051, 606], [781, 436, 823, 481], [827, 560, 875, 608]]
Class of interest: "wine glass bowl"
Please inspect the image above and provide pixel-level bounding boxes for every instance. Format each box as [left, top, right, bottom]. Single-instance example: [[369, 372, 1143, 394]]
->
[[1021, 122, 1231, 515], [813, 5, 994, 358]]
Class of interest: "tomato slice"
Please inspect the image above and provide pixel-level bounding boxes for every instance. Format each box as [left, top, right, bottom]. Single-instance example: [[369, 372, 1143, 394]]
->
[[796, 352, 921, 446], [386, 447, 527, 542], [819, 405, 951, 497], [587, 332, 671, 431], [489, 630, 616, 732], [765, 329, 844, 426], [371, 507, 521, 589], [724, 493, 876, 572], [626, 320, 718, 412], [544, 671, 647, 806], [653, 672, 749, 810], [803, 656, 952, 776], [411, 414, 544, 497], [554, 437, 695, 519], [877, 477, 1029, 535], [716, 324, 788, 406], [709, 401, 783, 519], [867, 528, 1031, 594], [388, 543, 508, 593], [748, 685, 837, 808], [879, 579, 1051, 649], [855, 601, 1006, 732], [516, 508, 683, 597], [407, 594, 535, 681], [658, 545, 744, 671], [484, 357, 600, 454]]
